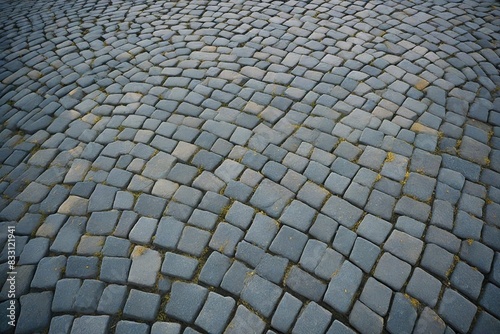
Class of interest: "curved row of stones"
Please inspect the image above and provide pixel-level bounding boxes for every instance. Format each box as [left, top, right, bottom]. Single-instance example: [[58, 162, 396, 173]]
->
[[0, 0, 499, 333]]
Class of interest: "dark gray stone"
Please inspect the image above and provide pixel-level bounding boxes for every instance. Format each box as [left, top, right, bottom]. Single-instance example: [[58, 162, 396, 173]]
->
[[165, 282, 208, 323], [241, 274, 282, 317], [123, 289, 160, 322], [16, 291, 53, 334], [349, 301, 384, 334], [438, 288, 477, 333], [324, 261, 363, 314], [292, 302, 332, 334], [374, 253, 411, 290], [271, 293, 303, 333], [269, 226, 308, 262], [387, 293, 418, 334], [286, 266, 326, 302], [195, 292, 235, 334], [71, 315, 110, 334]]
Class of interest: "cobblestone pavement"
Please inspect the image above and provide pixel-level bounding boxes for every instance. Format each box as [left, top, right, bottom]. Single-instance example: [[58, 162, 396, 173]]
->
[[0, 0, 499, 333]]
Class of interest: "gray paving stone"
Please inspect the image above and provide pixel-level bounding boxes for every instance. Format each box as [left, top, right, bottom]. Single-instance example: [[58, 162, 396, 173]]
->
[[450, 261, 484, 300], [280, 200, 316, 232], [199, 251, 231, 287], [128, 246, 161, 288], [16, 291, 53, 334], [123, 289, 160, 322], [153, 217, 184, 250], [50, 216, 87, 254], [472, 311, 500, 334], [293, 302, 332, 334], [250, 179, 295, 218], [165, 282, 208, 323], [161, 252, 198, 279], [48, 315, 74, 334], [31, 255, 67, 289], [350, 301, 384, 334], [406, 267, 442, 307], [395, 196, 431, 222], [421, 244, 455, 279], [209, 222, 244, 257], [195, 292, 235, 334], [286, 265, 326, 302], [66, 256, 99, 279], [332, 226, 357, 256], [360, 277, 392, 316], [374, 253, 412, 291], [115, 321, 149, 334], [73, 279, 105, 314], [384, 230, 424, 265], [97, 284, 127, 315], [364, 189, 397, 220], [241, 274, 282, 317], [324, 260, 363, 314], [322, 196, 363, 228], [356, 214, 392, 245], [87, 210, 119, 235], [151, 322, 182, 334], [480, 283, 500, 319], [70, 315, 110, 334], [438, 288, 477, 333], [225, 305, 266, 334], [350, 237, 380, 273], [460, 240, 494, 274], [269, 225, 308, 262], [387, 293, 418, 334]]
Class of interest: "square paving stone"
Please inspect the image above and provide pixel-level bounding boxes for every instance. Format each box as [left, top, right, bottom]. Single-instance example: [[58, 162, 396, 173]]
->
[[403, 172, 436, 202], [225, 305, 266, 334], [195, 292, 235, 334], [271, 293, 303, 333], [250, 179, 295, 218], [286, 266, 327, 302], [48, 315, 74, 334], [356, 214, 392, 245], [71, 315, 110, 334], [161, 252, 198, 280], [241, 274, 282, 318], [387, 293, 418, 334], [450, 261, 484, 300], [395, 196, 431, 222], [413, 307, 446, 334], [309, 214, 339, 244], [364, 189, 396, 220], [123, 289, 160, 322], [225, 201, 255, 230], [383, 230, 424, 265], [66, 256, 99, 279], [97, 284, 127, 315], [300, 240, 328, 273], [165, 282, 208, 323], [86, 211, 119, 235], [102, 236, 131, 257], [100, 257, 131, 284], [52, 278, 81, 312], [350, 237, 380, 273], [115, 321, 149, 334], [472, 311, 500, 334], [73, 279, 105, 314], [406, 267, 442, 307], [438, 288, 477, 333], [360, 277, 392, 316], [128, 246, 161, 288], [374, 252, 412, 291], [151, 322, 182, 334], [177, 226, 211, 256], [292, 302, 332, 334], [129, 217, 158, 245], [421, 243, 455, 279], [209, 222, 244, 257], [280, 200, 316, 232], [459, 240, 494, 274], [245, 213, 279, 250], [199, 251, 231, 287], [324, 261, 363, 314], [153, 217, 184, 250], [297, 181, 329, 210], [31, 255, 67, 289], [256, 254, 288, 284], [322, 196, 363, 228], [220, 260, 252, 296], [16, 291, 53, 334], [480, 283, 500, 318], [332, 226, 357, 256], [134, 194, 167, 219], [349, 301, 384, 334], [269, 225, 308, 262]]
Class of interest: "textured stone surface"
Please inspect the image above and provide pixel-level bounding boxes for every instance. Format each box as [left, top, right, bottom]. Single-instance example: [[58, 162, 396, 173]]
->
[[1, 0, 499, 332]]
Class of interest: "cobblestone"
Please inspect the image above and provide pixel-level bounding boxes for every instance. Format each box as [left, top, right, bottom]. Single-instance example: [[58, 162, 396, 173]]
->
[[1, 0, 499, 332]]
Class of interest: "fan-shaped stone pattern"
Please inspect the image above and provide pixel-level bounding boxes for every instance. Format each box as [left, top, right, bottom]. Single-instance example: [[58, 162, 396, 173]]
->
[[0, 0, 499, 333]]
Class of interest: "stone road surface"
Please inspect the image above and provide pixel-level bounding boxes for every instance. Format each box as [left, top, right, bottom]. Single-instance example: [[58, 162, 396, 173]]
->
[[0, 0, 499, 333]]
